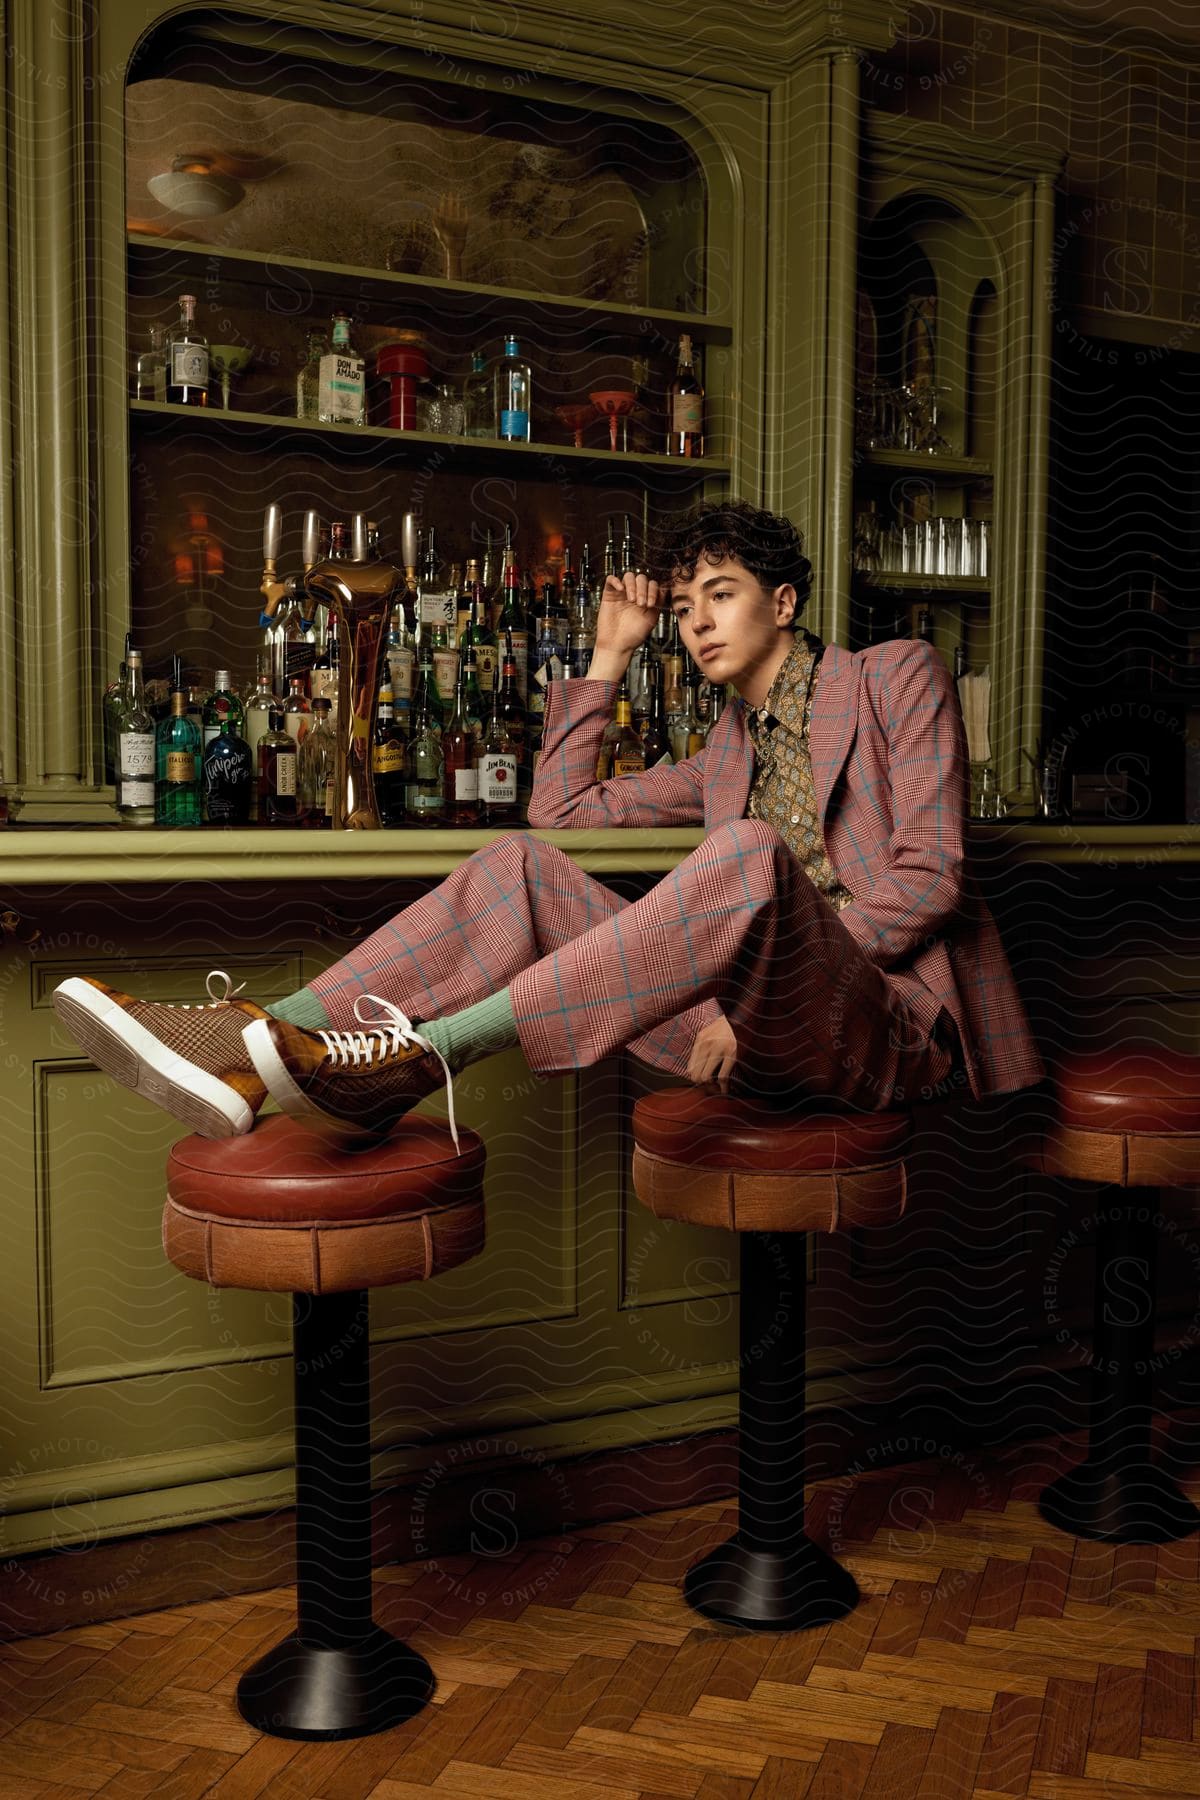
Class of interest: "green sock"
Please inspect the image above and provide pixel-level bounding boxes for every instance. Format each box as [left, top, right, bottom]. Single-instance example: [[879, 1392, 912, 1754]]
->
[[267, 989, 333, 1030], [418, 989, 518, 1072]]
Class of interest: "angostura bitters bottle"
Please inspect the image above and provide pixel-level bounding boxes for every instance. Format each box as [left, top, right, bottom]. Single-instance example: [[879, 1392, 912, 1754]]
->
[[372, 680, 407, 827], [259, 708, 298, 826], [155, 690, 202, 826], [442, 655, 480, 827]]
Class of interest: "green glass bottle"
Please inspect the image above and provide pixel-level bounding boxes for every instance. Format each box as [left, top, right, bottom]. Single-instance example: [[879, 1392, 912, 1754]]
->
[[155, 690, 202, 827]]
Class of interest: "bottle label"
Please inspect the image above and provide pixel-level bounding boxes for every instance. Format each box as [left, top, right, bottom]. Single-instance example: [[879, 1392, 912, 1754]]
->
[[454, 767, 479, 801], [613, 751, 645, 777], [387, 646, 415, 702], [476, 644, 498, 693], [274, 755, 297, 797], [499, 409, 529, 440], [119, 733, 154, 777], [433, 648, 460, 701], [119, 777, 155, 807], [420, 591, 458, 628], [406, 784, 442, 814], [165, 750, 195, 782], [171, 343, 208, 388], [507, 631, 529, 702], [284, 639, 316, 679], [480, 752, 517, 803], [671, 393, 703, 434], [318, 352, 365, 422], [309, 668, 336, 703], [373, 742, 405, 775], [324, 776, 336, 817]]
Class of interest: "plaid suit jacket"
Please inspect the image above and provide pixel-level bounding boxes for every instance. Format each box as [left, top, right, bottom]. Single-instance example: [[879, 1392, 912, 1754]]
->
[[528, 638, 1045, 1101]]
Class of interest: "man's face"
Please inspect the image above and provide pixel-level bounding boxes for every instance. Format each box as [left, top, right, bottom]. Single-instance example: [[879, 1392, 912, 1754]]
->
[[668, 553, 797, 706]]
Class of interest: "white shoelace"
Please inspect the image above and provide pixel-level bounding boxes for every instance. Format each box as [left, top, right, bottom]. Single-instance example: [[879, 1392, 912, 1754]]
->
[[165, 970, 247, 1010], [316, 994, 459, 1150]]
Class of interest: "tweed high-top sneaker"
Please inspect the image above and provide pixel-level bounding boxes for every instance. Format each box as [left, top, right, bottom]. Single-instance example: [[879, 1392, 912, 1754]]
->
[[53, 971, 270, 1138], [242, 995, 458, 1143]]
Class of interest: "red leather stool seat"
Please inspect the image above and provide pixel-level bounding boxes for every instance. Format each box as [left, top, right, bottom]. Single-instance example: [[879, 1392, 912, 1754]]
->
[[632, 1088, 912, 1233], [1035, 1050, 1200, 1188], [164, 1114, 486, 1294]]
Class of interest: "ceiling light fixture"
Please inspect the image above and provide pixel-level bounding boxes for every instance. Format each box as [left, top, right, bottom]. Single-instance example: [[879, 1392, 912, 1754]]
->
[[147, 155, 244, 219]]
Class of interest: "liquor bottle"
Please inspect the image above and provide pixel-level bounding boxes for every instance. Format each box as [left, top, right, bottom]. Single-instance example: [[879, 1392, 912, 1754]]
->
[[673, 662, 707, 761], [528, 592, 562, 726], [372, 680, 407, 826], [460, 578, 497, 698], [283, 674, 311, 746], [663, 627, 687, 748], [317, 311, 366, 426], [412, 641, 445, 732], [386, 609, 416, 734], [417, 528, 459, 704], [258, 708, 298, 826], [456, 557, 478, 649], [628, 641, 652, 737], [202, 716, 253, 826], [298, 695, 336, 828], [640, 656, 672, 767], [495, 631, 528, 811], [519, 562, 538, 627], [667, 333, 704, 457], [496, 537, 529, 702], [135, 323, 167, 402], [404, 675, 444, 827], [308, 618, 338, 707], [244, 655, 280, 766], [603, 518, 618, 582], [596, 686, 645, 780], [494, 334, 531, 442], [295, 327, 327, 420], [570, 546, 596, 676], [155, 691, 202, 826], [442, 656, 480, 827], [480, 529, 497, 618], [705, 681, 728, 742], [102, 630, 133, 785], [480, 656, 520, 827], [202, 670, 245, 749], [621, 513, 637, 576], [463, 348, 493, 439], [166, 294, 209, 408], [115, 648, 155, 826]]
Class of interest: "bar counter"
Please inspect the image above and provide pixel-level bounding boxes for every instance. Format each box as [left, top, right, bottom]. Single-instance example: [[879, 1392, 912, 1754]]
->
[[4, 819, 1199, 887]]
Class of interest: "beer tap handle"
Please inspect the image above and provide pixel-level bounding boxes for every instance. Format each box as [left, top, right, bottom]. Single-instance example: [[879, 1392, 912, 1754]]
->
[[301, 510, 321, 574], [351, 514, 369, 563], [259, 503, 287, 622]]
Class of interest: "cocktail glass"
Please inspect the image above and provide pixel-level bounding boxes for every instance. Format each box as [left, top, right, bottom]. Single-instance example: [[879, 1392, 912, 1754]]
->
[[589, 388, 636, 452], [210, 344, 253, 411], [554, 402, 596, 449]]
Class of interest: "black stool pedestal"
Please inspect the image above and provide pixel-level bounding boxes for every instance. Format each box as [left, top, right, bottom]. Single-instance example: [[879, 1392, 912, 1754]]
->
[[683, 1231, 859, 1633], [237, 1291, 433, 1740], [1038, 1202, 1200, 1547]]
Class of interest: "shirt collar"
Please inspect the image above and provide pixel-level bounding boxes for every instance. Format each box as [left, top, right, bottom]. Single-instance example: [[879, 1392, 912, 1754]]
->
[[750, 630, 824, 737]]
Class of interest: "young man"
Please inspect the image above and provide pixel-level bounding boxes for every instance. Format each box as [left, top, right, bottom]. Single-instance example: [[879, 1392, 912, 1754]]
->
[[54, 501, 1043, 1140]]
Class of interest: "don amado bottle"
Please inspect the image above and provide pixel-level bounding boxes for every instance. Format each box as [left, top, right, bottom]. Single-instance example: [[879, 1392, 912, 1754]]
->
[[494, 334, 531, 442], [166, 294, 208, 408], [202, 716, 254, 827], [115, 648, 156, 827], [155, 690, 202, 827], [667, 333, 704, 457], [258, 708, 298, 827], [318, 311, 366, 426]]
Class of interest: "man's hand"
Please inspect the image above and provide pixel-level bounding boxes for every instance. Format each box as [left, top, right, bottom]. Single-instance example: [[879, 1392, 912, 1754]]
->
[[687, 1015, 737, 1092], [588, 570, 664, 683]]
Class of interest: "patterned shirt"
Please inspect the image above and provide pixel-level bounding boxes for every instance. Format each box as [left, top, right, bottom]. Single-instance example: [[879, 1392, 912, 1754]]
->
[[745, 631, 853, 911]]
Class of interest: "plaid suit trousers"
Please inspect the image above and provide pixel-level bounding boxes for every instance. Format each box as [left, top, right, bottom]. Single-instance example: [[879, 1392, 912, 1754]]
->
[[310, 822, 959, 1110]]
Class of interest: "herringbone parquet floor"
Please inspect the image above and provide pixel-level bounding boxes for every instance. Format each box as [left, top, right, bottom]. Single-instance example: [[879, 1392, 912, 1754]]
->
[[4, 1430, 1200, 1799]]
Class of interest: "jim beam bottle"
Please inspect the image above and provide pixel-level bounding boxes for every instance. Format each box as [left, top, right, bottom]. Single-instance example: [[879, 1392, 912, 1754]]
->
[[480, 637, 521, 826]]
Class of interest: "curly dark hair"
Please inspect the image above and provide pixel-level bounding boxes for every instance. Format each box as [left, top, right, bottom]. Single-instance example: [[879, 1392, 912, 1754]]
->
[[652, 500, 813, 622]]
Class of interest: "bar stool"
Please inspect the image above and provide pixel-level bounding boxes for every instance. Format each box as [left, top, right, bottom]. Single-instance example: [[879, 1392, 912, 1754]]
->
[[163, 1113, 486, 1741], [1031, 1047, 1200, 1544], [631, 1086, 913, 1632]]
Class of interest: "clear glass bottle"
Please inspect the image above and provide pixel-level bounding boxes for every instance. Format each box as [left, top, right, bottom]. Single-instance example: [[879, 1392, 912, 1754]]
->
[[674, 663, 707, 761], [202, 717, 254, 826], [135, 323, 167, 402], [296, 327, 327, 420], [386, 610, 416, 738], [463, 348, 493, 438], [317, 311, 366, 426], [404, 676, 444, 827], [258, 708, 298, 826], [298, 695, 336, 828], [442, 656, 480, 828], [667, 332, 704, 457], [202, 670, 245, 749], [115, 648, 156, 826], [480, 653, 520, 827], [496, 536, 528, 703], [166, 294, 209, 408], [494, 334, 531, 442], [102, 630, 133, 786], [283, 674, 311, 746], [372, 680, 407, 827], [640, 656, 672, 767], [155, 690, 202, 826]]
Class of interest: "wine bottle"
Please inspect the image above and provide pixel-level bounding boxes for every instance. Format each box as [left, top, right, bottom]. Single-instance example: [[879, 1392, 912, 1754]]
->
[[115, 648, 155, 827], [667, 333, 704, 457]]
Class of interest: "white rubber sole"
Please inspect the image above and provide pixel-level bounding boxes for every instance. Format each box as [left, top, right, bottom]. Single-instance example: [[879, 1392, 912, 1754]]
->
[[241, 1017, 375, 1135], [53, 977, 255, 1139]]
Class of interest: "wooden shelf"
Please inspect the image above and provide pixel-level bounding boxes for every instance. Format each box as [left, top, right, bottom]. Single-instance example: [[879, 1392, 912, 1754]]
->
[[128, 400, 730, 476], [858, 450, 993, 480], [126, 234, 734, 345]]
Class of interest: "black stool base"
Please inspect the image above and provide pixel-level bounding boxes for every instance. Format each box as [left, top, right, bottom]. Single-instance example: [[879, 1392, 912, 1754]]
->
[[683, 1533, 860, 1632], [1039, 1460, 1200, 1545], [236, 1628, 434, 1740]]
